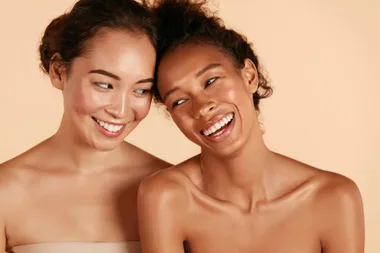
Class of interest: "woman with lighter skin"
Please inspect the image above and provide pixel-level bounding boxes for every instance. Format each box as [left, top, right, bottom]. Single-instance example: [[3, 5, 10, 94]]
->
[[0, 0, 170, 252], [137, 1, 365, 253]]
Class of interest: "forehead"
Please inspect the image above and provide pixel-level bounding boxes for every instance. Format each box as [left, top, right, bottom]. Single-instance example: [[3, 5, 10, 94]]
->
[[72, 29, 156, 78], [157, 43, 234, 84]]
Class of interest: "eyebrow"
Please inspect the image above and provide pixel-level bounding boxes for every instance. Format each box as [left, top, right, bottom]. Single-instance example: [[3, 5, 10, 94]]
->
[[195, 63, 222, 78], [162, 63, 222, 102], [136, 78, 154, 84], [89, 69, 154, 84], [89, 69, 121, 80], [163, 87, 179, 102]]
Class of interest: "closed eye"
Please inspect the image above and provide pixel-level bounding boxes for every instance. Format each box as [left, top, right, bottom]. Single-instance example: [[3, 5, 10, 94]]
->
[[205, 77, 219, 87], [95, 82, 113, 89]]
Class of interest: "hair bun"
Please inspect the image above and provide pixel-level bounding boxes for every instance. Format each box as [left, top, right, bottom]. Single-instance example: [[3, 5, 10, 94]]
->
[[39, 14, 68, 74]]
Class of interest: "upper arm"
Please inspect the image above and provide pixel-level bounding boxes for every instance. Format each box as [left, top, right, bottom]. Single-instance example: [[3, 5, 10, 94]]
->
[[137, 174, 188, 253], [318, 177, 365, 253]]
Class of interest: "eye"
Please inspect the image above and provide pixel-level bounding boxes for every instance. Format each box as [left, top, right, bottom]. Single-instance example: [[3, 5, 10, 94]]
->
[[205, 77, 219, 87], [172, 99, 186, 108], [135, 89, 151, 95], [95, 82, 113, 89]]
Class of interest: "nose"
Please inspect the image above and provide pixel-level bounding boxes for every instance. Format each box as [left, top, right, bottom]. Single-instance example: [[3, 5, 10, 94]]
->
[[105, 91, 129, 119], [193, 95, 216, 119]]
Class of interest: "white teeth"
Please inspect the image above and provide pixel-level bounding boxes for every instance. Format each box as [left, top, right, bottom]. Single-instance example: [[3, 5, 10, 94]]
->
[[203, 113, 234, 136], [95, 118, 123, 133]]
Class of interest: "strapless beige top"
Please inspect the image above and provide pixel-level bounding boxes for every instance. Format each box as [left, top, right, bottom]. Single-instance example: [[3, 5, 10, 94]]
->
[[8, 241, 141, 253]]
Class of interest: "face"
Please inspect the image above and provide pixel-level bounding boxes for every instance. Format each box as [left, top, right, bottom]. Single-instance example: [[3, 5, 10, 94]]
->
[[51, 29, 156, 151], [157, 43, 259, 157]]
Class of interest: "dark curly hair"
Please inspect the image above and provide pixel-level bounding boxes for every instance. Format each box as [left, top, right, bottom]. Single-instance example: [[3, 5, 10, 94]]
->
[[148, 0, 273, 111], [39, 0, 157, 75]]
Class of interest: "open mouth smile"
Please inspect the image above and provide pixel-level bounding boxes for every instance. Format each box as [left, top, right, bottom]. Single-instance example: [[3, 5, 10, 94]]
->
[[201, 112, 234, 137]]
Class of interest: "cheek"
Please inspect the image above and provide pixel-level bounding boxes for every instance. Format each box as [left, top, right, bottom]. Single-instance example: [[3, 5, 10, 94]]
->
[[172, 115, 187, 131], [69, 86, 104, 115], [222, 82, 251, 106], [172, 113, 196, 137], [130, 96, 152, 121]]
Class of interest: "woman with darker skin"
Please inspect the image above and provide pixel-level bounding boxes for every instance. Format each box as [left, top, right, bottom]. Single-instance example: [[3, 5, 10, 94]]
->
[[0, 0, 170, 252], [137, 1, 365, 253]]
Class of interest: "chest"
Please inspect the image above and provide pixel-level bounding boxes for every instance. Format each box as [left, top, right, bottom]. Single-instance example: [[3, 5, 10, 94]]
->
[[5, 174, 140, 245], [186, 206, 321, 253]]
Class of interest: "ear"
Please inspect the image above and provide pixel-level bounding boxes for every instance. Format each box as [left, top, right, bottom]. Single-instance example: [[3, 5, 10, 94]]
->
[[48, 53, 67, 90], [241, 58, 259, 94]]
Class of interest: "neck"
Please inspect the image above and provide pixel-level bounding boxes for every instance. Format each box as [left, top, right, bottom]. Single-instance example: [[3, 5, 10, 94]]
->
[[199, 122, 273, 211], [50, 114, 123, 174]]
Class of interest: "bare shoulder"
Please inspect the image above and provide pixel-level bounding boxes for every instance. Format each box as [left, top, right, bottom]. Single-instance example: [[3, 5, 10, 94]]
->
[[0, 139, 55, 198], [275, 153, 362, 205], [312, 169, 363, 211], [286, 157, 364, 221], [297, 165, 365, 250], [0, 153, 35, 211], [137, 156, 198, 213], [137, 158, 198, 244], [0, 138, 51, 176], [0, 151, 34, 186]]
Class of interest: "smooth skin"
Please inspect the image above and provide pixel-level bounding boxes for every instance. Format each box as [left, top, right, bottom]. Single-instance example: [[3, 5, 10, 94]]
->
[[0, 30, 170, 251], [137, 43, 364, 253]]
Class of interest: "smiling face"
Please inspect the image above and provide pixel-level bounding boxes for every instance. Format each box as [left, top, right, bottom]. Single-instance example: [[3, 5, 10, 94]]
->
[[51, 29, 156, 151], [156, 43, 260, 156]]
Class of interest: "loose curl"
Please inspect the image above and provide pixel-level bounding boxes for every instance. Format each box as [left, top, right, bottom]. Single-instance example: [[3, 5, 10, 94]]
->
[[39, 0, 157, 75], [148, 0, 273, 111]]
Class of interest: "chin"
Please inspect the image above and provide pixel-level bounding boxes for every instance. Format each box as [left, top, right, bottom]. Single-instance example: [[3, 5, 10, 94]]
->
[[207, 145, 242, 158], [90, 139, 123, 152], [202, 136, 248, 158]]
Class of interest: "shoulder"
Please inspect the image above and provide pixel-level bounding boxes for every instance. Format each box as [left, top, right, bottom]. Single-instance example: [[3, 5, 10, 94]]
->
[[0, 139, 50, 182], [312, 170, 363, 210], [136, 160, 199, 243], [138, 167, 191, 210], [0, 141, 50, 198], [0, 155, 31, 186], [0, 157, 33, 218], [295, 161, 362, 209], [306, 171, 364, 251], [280, 156, 364, 245], [308, 170, 364, 242], [276, 154, 362, 206], [275, 154, 362, 218], [137, 157, 198, 214]]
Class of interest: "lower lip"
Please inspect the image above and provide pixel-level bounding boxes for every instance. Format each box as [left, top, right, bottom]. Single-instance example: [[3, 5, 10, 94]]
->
[[203, 116, 235, 142], [93, 118, 126, 138]]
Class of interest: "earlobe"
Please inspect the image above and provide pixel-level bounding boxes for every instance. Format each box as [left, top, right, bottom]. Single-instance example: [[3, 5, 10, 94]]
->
[[242, 58, 259, 94], [49, 53, 66, 90]]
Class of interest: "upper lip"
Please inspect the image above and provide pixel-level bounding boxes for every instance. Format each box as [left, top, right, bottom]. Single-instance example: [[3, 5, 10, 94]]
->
[[199, 112, 234, 133], [92, 117, 126, 126]]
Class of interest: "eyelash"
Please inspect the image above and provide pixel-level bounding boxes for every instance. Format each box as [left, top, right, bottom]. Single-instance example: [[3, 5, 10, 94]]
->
[[205, 77, 219, 87], [95, 82, 151, 96], [172, 99, 186, 108], [95, 82, 113, 89], [171, 77, 219, 108], [135, 89, 151, 95]]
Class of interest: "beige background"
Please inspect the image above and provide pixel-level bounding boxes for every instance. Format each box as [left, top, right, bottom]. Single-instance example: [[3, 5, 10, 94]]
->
[[0, 0, 378, 251]]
